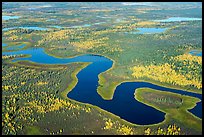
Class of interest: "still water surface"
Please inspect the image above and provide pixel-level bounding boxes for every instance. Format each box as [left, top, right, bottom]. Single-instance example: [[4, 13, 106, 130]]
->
[[154, 17, 202, 22], [2, 15, 20, 20], [125, 27, 168, 34], [2, 45, 202, 125], [189, 50, 202, 57]]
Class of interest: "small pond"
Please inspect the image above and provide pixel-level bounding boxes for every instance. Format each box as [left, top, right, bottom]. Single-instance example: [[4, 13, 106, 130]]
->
[[2, 15, 20, 20], [154, 17, 202, 22], [125, 27, 168, 34], [189, 50, 202, 56], [2, 43, 7, 47]]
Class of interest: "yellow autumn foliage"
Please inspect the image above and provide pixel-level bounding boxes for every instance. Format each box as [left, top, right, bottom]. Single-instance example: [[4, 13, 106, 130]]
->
[[2, 55, 24, 59], [137, 21, 157, 26], [21, 82, 26, 85], [27, 98, 69, 113], [144, 128, 151, 135], [37, 29, 74, 46], [4, 30, 19, 35], [103, 119, 113, 130], [5, 113, 9, 120], [36, 81, 48, 86], [7, 35, 19, 41], [71, 37, 109, 49], [2, 85, 12, 90], [2, 85, 17, 90], [174, 54, 202, 65], [131, 62, 202, 89], [146, 124, 181, 135], [118, 125, 134, 135], [26, 96, 91, 114]]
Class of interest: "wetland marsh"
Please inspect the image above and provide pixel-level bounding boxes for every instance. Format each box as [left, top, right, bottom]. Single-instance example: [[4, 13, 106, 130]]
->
[[2, 2, 202, 135]]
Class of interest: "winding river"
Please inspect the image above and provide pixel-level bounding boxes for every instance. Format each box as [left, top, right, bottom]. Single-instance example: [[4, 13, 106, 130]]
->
[[2, 46, 202, 125]]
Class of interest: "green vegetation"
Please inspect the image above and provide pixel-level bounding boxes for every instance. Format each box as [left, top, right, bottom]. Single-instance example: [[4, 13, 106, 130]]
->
[[135, 88, 202, 134], [131, 54, 202, 90], [25, 126, 42, 135], [2, 2, 202, 135], [145, 124, 182, 135]]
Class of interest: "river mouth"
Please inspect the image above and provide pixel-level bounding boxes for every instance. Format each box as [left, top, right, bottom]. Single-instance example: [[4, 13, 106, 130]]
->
[[2, 45, 202, 125]]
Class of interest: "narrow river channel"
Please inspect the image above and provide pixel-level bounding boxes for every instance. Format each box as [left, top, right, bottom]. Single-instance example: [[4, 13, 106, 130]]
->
[[2, 46, 202, 125]]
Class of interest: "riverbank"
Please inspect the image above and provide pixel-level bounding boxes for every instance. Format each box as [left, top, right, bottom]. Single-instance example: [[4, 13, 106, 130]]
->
[[97, 74, 202, 100], [135, 88, 202, 132]]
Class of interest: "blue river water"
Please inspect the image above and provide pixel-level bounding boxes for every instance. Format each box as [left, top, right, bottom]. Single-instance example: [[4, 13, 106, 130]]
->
[[2, 46, 202, 125]]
